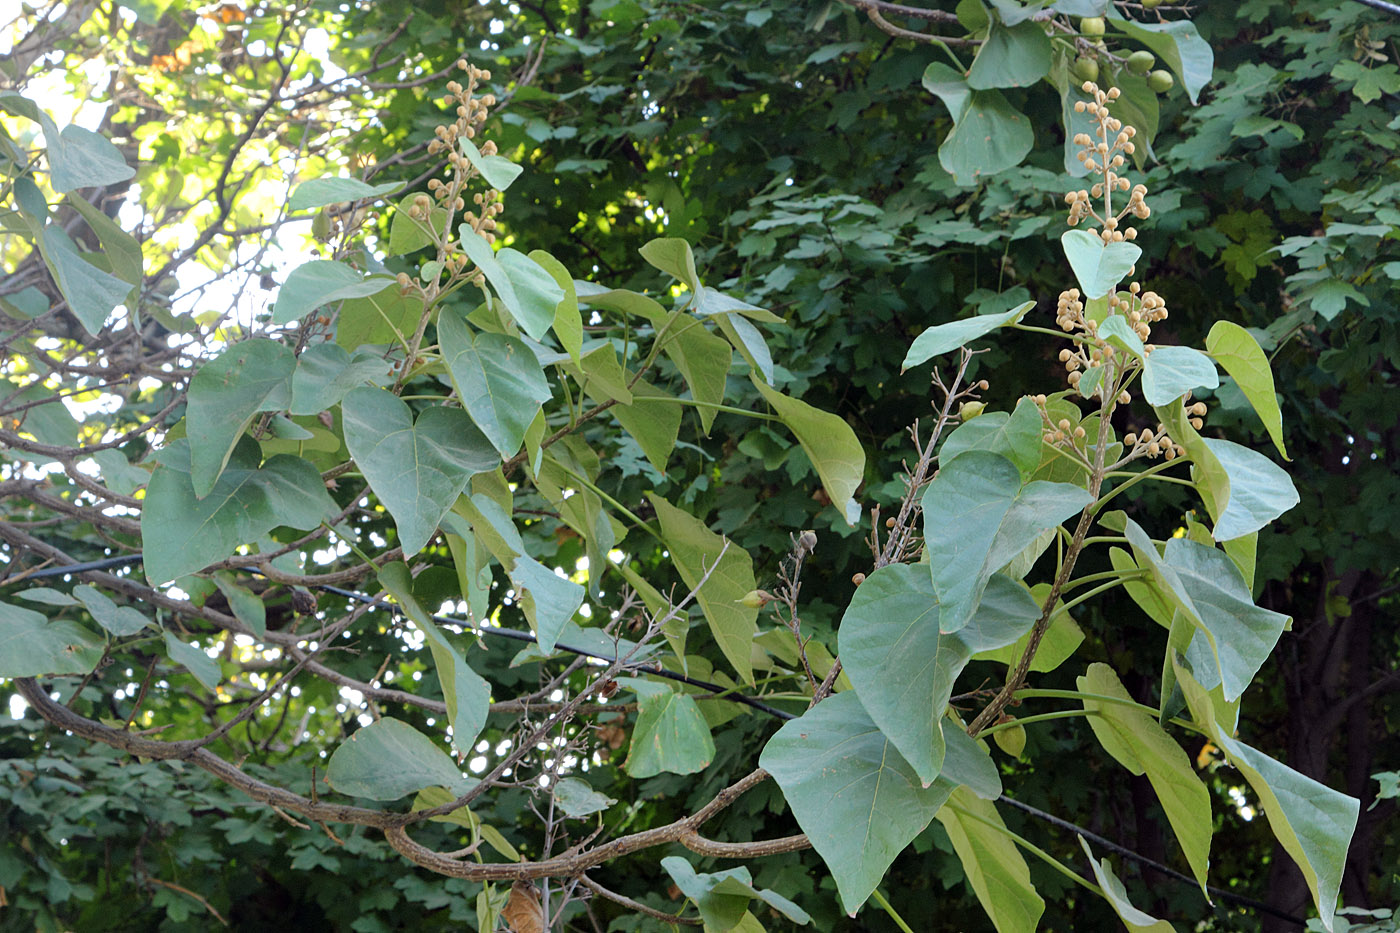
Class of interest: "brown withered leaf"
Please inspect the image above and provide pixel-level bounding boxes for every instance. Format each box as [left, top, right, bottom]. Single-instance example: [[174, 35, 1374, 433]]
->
[[501, 880, 545, 933]]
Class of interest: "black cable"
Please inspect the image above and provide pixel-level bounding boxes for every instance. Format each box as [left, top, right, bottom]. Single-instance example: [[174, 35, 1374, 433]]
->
[[1, 553, 144, 580], [4, 554, 1311, 925], [1353, 0, 1400, 17]]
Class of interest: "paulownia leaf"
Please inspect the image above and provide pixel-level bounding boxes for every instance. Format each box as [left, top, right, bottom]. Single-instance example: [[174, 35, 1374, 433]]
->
[[1200, 438, 1298, 541], [648, 494, 757, 683], [289, 343, 390, 416], [922, 451, 1092, 634], [923, 63, 1034, 185], [639, 237, 701, 292], [1206, 321, 1286, 459], [623, 680, 715, 778], [1078, 837, 1177, 932], [0, 600, 102, 677], [753, 379, 865, 525], [938, 788, 1045, 933], [661, 857, 811, 930], [552, 777, 615, 818], [839, 565, 1038, 785], [186, 339, 294, 498], [1141, 346, 1219, 407], [272, 260, 393, 325], [459, 136, 523, 191], [341, 387, 497, 556], [1061, 230, 1142, 300], [439, 311, 551, 457], [761, 691, 999, 913], [287, 177, 401, 212], [1078, 663, 1211, 894], [379, 562, 489, 751], [938, 397, 1043, 480], [327, 717, 468, 800], [967, 20, 1053, 89], [162, 631, 221, 690], [39, 226, 130, 335], [72, 584, 151, 637], [1174, 660, 1357, 932], [902, 302, 1033, 371]]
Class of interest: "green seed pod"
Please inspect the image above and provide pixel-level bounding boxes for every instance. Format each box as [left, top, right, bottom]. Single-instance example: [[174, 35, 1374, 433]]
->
[[1148, 69, 1175, 93], [1074, 56, 1100, 83], [1126, 50, 1155, 75], [1080, 17, 1106, 37]]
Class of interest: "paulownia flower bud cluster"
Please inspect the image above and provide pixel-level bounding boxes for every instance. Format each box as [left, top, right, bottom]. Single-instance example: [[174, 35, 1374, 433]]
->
[[1065, 82, 1150, 246]]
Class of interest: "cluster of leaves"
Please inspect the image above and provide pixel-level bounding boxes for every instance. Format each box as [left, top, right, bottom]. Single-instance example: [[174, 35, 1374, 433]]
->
[[3, 0, 1397, 930]]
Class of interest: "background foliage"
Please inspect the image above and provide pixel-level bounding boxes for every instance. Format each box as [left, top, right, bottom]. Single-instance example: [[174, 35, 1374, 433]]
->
[[1, 1, 1397, 931]]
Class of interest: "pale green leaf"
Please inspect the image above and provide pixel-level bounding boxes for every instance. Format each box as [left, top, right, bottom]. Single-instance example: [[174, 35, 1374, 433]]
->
[[459, 136, 523, 191], [439, 312, 551, 457], [272, 260, 394, 325], [1078, 837, 1178, 932], [529, 249, 582, 364], [496, 247, 565, 341], [72, 584, 151, 637], [387, 193, 447, 255], [967, 20, 1053, 89], [1206, 321, 1287, 459], [639, 237, 701, 292], [43, 121, 134, 193], [754, 379, 865, 525], [0, 601, 102, 677], [1200, 438, 1298, 541], [287, 177, 401, 211], [902, 302, 1033, 371], [162, 631, 220, 689], [334, 284, 423, 350], [552, 777, 616, 818], [327, 717, 468, 800], [648, 494, 757, 684], [922, 451, 1092, 634], [938, 789, 1045, 933], [840, 565, 1038, 785], [623, 680, 715, 778], [211, 572, 266, 638], [938, 397, 1043, 480], [923, 63, 1034, 185], [186, 338, 294, 497], [609, 378, 682, 473], [1061, 230, 1142, 300], [1109, 13, 1213, 103], [1141, 346, 1219, 406], [40, 226, 130, 334]]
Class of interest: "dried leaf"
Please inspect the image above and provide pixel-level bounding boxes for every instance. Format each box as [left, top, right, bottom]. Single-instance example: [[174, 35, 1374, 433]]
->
[[502, 880, 545, 933]]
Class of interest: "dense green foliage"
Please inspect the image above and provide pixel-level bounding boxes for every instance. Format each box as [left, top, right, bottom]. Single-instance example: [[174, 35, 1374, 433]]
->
[[1, 1, 1397, 931]]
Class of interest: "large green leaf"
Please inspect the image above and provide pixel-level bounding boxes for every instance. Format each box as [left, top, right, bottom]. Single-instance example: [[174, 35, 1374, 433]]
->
[[1077, 838, 1177, 932], [288, 343, 389, 416], [459, 136, 523, 191], [551, 777, 615, 818], [639, 237, 701, 292], [839, 565, 1038, 785], [211, 573, 266, 639], [72, 585, 151, 637], [661, 318, 731, 434], [186, 339, 294, 497], [760, 691, 999, 913], [272, 260, 394, 325], [623, 680, 715, 778], [287, 176, 401, 211], [938, 397, 1043, 480], [529, 249, 582, 364], [1206, 321, 1286, 459], [379, 562, 489, 751], [973, 582, 1083, 672], [0, 601, 102, 677], [753, 379, 865, 525], [41, 119, 134, 193], [660, 857, 810, 931], [609, 378, 682, 474], [513, 555, 585, 653], [901, 302, 1033, 371], [39, 226, 131, 334], [66, 192, 142, 288], [1078, 663, 1211, 893], [1174, 661, 1357, 932], [1109, 13, 1214, 104], [967, 20, 1053, 89], [1200, 438, 1298, 541], [922, 451, 1092, 634], [496, 247, 565, 341], [716, 312, 774, 384], [142, 439, 338, 585], [439, 311, 551, 457], [334, 284, 423, 350], [1061, 230, 1142, 300], [1122, 519, 1288, 702], [162, 631, 221, 690], [326, 717, 468, 801], [341, 387, 497, 556], [1140, 346, 1219, 406], [648, 495, 757, 684], [938, 788, 1045, 933], [923, 63, 1034, 185]]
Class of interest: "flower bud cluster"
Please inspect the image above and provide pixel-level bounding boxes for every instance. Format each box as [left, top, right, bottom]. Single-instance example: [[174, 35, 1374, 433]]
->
[[1065, 82, 1150, 245]]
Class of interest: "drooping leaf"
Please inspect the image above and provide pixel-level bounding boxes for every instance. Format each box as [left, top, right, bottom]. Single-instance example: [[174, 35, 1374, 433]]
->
[[694, 287, 784, 323], [938, 788, 1045, 933], [288, 343, 389, 416], [210, 573, 266, 639], [609, 378, 682, 473], [379, 562, 489, 751], [1109, 13, 1214, 104], [639, 237, 701, 292], [923, 64, 1035, 185], [623, 680, 715, 778], [973, 582, 1083, 671], [661, 317, 731, 434], [272, 260, 394, 325], [1174, 661, 1357, 932], [1141, 346, 1219, 406], [1200, 438, 1299, 541], [439, 311, 551, 457], [902, 302, 1033, 371], [551, 777, 616, 818], [1205, 321, 1287, 459], [72, 585, 151, 637], [1078, 663, 1211, 893], [496, 248, 565, 341], [753, 379, 865, 525], [1061, 230, 1142, 300], [327, 717, 468, 800], [186, 338, 294, 497], [967, 20, 1053, 89], [459, 136, 523, 191], [42, 120, 134, 193], [761, 691, 999, 913], [661, 857, 811, 930], [287, 177, 401, 211], [648, 495, 757, 684], [66, 192, 142, 288], [0, 601, 102, 677], [922, 451, 1092, 634], [162, 631, 221, 689], [1077, 837, 1178, 932], [39, 226, 131, 334], [142, 439, 339, 585], [717, 312, 774, 385], [512, 555, 584, 653], [341, 387, 498, 556], [840, 565, 1039, 785], [529, 249, 583, 364]]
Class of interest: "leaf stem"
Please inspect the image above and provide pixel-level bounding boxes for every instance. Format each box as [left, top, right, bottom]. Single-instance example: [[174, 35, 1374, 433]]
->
[[869, 889, 915, 933]]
